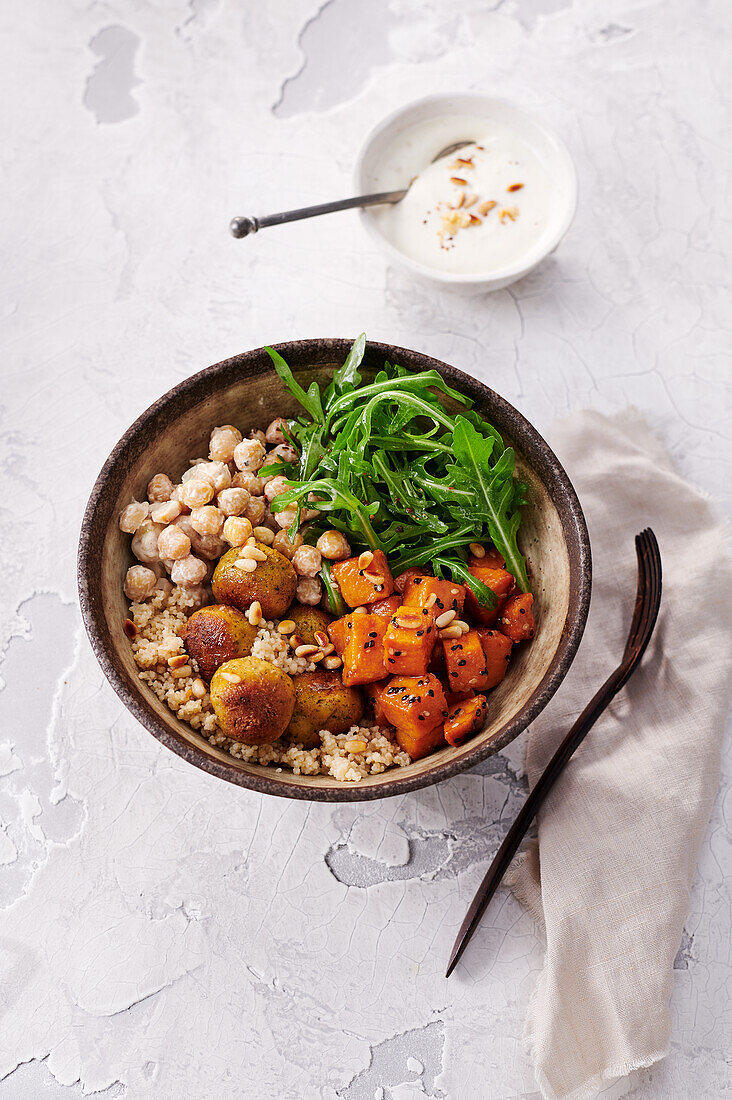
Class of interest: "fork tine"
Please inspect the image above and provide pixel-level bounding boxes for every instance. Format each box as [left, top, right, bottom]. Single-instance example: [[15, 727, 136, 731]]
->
[[625, 529, 662, 667]]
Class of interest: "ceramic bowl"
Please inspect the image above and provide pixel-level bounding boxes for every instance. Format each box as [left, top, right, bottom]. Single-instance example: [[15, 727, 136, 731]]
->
[[78, 339, 591, 801], [355, 93, 578, 289]]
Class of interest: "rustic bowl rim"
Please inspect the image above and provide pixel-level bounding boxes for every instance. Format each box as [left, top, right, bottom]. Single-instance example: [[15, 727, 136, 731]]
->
[[78, 338, 592, 801]]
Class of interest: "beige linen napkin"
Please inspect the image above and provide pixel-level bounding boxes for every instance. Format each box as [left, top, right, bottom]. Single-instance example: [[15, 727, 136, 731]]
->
[[506, 409, 732, 1100]]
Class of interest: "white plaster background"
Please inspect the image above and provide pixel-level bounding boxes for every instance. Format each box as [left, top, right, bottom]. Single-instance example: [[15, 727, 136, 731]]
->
[[1, 0, 730, 1097]]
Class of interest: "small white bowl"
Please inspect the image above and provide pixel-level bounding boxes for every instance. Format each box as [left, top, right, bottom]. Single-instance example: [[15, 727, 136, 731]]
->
[[355, 93, 578, 290]]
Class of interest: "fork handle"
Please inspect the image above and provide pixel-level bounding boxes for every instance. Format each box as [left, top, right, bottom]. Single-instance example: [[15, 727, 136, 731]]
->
[[230, 189, 409, 238], [445, 664, 627, 977]]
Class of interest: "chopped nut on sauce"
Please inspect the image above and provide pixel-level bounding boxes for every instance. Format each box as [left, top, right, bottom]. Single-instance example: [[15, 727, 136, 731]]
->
[[507, 183, 524, 192], [478, 200, 497, 216], [499, 206, 519, 223], [450, 176, 467, 186], [441, 209, 471, 235]]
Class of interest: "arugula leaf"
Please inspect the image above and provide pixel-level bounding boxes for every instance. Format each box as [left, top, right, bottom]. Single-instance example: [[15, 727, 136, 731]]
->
[[449, 416, 529, 591], [265, 346, 324, 423], [331, 332, 365, 396]]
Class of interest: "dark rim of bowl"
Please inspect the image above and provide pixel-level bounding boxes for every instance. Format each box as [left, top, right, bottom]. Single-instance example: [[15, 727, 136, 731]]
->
[[78, 339, 592, 802]]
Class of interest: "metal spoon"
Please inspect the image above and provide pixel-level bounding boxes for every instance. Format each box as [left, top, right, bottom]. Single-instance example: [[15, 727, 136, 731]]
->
[[229, 141, 474, 238]]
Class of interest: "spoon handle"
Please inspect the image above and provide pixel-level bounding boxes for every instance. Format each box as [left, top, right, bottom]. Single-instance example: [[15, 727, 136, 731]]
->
[[230, 189, 408, 238]]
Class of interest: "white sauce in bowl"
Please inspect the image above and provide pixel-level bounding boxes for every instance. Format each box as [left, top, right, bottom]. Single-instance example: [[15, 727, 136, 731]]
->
[[359, 105, 575, 283]]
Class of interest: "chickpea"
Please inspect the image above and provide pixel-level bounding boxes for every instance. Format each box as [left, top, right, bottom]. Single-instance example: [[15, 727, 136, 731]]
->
[[292, 545, 322, 578], [247, 428, 266, 445], [232, 471, 265, 496], [269, 442, 298, 464], [170, 555, 208, 588], [296, 577, 322, 605], [244, 496, 267, 526], [190, 505, 225, 537], [149, 499, 182, 525], [264, 474, 291, 503], [217, 487, 250, 516], [157, 524, 191, 561], [119, 501, 149, 534], [209, 424, 242, 463], [131, 521, 165, 563], [222, 516, 253, 547], [274, 504, 299, 530], [179, 479, 214, 509], [272, 528, 303, 560], [147, 473, 174, 503], [233, 437, 266, 473], [316, 530, 351, 561], [124, 565, 157, 602], [265, 417, 289, 445]]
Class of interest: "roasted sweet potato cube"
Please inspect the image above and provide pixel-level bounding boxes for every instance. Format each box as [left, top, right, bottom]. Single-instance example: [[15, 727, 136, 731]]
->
[[383, 606, 435, 676], [394, 566, 430, 594], [395, 722, 446, 761], [475, 627, 513, 688], [464, 563, 515, 625], [331, 550, 394, 607], [379, 674, 448, 745], [444, 693, 488, 746], [341, 614, 388, 686], [499, 593, 535, 643], [402, 575, 466, 615], [371, 594, 403, 619], [362, 680, 390, 726], [443, 629, 493, 693], [327, 616, 350, 658]]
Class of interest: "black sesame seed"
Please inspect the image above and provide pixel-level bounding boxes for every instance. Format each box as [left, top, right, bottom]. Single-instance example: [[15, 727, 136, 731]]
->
[[450, 671, 458, 677], [368, 631, 378, 638], [388, 658, 396, 664], [458, 659, 467, 667], [364, 640, 375, 649], [422, 609, 429, 615], [418, 715, 425, 721], [450, 644, 462, 652], [413, 578, 423, 585], [436, 598, 444, 609], [387, 686, 400, 695], [475, 709, 481, 718], [519, 608, 526, 615], [529, 630, 534, 637], [442, 710, 449, 717], [416, 630, 424, 637], [427, 689, 434, 697]]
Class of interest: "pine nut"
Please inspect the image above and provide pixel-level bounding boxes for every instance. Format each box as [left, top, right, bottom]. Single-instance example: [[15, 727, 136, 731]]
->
[[171, 665, 192, 679], [247, 601, 262, 626], [278, 620, 296, 634], [235, 558, 258, 572], [314, 631, 330, 647], [352, 606, 367, 615], [253, 526, 274, 545], [191, 678, 207, 698], [290, 633, 303, 649], [344, 740, 367, 753], [440, 625, 463, 640], [310, 650, 325, 663], [435, 609, 457, 629], [123, 618, 137, 639], [358, 550, 374, 569], [425, 592, 438, 608], [395, 612, 422, 630], [362, 571, 384, 585], [238, 546, 267, 561], [323, 655, 342, 670], [246, 536, 256, 545], [220, 671, 241, 684], [295, 644, 319, 657], [168, 654, 189, 668], [469, 542, 485, 558], [454, 620, 470, 634], [320, 642, 334, 656]]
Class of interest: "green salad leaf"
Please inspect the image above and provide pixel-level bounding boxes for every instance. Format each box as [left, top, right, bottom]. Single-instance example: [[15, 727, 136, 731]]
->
[[264, 336, 531, 602]]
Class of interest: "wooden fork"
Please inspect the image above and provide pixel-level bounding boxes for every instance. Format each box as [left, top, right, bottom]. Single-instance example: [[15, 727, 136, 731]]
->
[[446, 528, 662, 977]]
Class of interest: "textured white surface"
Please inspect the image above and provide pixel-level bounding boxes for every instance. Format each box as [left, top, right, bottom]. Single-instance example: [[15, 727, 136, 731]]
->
[[1, 1, 730, 1097]]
